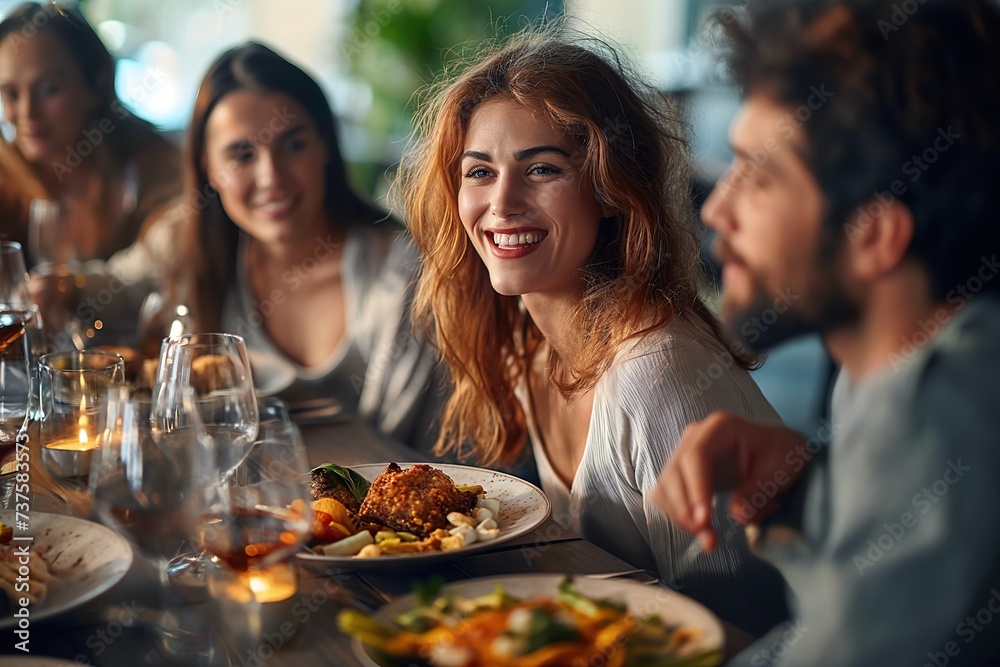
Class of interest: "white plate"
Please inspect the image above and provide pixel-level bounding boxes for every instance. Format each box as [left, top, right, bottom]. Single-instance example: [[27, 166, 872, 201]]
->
[[298, 463, 550, 569], [0, 511, 133, 629], [353, 573, 724, 666], [247, 349, 296, 397]]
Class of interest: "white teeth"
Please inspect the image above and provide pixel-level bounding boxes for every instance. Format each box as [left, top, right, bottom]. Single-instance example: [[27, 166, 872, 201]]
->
[[492, 232, 542, 248], [260, 198, 293, 212]]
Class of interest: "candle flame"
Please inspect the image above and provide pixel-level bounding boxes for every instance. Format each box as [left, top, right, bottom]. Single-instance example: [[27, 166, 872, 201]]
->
[[78, 428, 88, 445]]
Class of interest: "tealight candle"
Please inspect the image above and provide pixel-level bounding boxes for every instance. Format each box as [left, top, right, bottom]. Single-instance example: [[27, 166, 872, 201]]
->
[[244, 563, 298, 603], [42, 428, 99, 478], [209, 561, 300, 649]]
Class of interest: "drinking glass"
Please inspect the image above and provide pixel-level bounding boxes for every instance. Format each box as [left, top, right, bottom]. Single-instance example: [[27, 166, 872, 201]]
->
[[155, 333, 259, 478], [28, 199, 85, 350], [91, 385, 219, 664], [37, 350, 125, 484], [0, 242, 47, 422], [0, 310, 31, 479], [0, 241, 31, 306], [155, 333, 259, 583], [198, 418, 311, 573], [201, 418, 310, 655], [91, 386, 214, 579]]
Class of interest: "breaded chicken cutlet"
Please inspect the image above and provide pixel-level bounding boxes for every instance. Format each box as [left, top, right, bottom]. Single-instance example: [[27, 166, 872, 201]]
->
[[356, 463, 477, 537]]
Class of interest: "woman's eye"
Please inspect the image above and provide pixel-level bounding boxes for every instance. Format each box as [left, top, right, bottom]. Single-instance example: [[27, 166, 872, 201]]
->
[[38, 83, 60, 97], [233, 150, 254, 164], [0, 88, 16, 103], [284, 138, 306, 153], [463, 166, 491, 179], [528, 163, 559, 176]]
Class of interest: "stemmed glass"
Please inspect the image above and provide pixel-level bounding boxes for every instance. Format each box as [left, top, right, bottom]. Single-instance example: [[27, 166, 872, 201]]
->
[[90, 385, 218, 663], [199, 417, 311, 571], [201, 417, 311, 653], [90, 386, 214, 582], [0, 243, 33, 455], [155, 333, 259, 477], [155, 333, 259, 581], [27, 199, 85, 349]]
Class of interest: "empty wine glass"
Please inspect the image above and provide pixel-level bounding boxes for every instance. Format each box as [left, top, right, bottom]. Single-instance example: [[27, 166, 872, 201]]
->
[[27, 199, 85, 350], [155, 333, 259, 478], [155, 333, 259, 585]]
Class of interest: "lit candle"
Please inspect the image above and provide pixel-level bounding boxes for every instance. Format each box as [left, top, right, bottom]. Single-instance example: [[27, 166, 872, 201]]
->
[[243, 562, 297, 603]]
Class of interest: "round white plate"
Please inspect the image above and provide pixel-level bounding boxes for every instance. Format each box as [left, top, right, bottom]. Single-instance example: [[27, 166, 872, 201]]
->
[[298, 463, 550, 569], [353, 573, 724, 666], [0, 511, 133, 629], [248, 349, 296, 397]]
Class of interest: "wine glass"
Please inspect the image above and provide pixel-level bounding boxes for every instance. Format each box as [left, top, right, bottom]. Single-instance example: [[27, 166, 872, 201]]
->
[[155, 333, 259, 583], [91, 386, 214, 581], [0, 242, 33, 456], [155, 333, 259, 478], [0, 242, 52, 508], [200, 418, 311, 653], [0, 241, 31, 307], [90, 385, 218, 664], [27, 199, 85, 350], [198, 418, 311, 572]]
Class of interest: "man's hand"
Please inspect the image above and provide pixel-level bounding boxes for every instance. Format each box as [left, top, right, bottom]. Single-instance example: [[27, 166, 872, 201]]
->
[[652, 411, 809, 552]]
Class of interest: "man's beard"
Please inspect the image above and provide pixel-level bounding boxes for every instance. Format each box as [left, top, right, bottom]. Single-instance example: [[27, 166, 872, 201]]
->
[[716, 236, 861, 354]]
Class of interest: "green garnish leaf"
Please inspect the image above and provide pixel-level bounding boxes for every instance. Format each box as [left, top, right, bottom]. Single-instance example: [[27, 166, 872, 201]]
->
[[413, 575, 446, 607], [313, 463, 371, 504]]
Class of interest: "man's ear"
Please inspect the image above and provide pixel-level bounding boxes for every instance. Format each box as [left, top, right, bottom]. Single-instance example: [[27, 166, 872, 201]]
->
[[842, 196, 915, 282]]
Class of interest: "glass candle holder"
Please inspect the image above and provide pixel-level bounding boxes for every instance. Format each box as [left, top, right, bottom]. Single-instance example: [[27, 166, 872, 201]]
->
[[39, 350, 125, 480], [208, 559, 300, 653]]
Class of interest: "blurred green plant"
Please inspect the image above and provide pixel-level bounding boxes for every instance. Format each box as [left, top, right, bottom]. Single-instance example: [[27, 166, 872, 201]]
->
[[343, 0, 560, 173]]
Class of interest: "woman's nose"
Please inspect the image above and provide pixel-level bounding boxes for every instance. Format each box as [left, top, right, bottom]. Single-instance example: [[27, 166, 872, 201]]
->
[[254, 149, 285, 190], [490, 174, 526, 219]]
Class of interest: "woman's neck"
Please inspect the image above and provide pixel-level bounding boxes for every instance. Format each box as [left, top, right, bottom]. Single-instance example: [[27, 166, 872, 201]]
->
[[521, 292, 580, 362], [247, 218, 346, 270]]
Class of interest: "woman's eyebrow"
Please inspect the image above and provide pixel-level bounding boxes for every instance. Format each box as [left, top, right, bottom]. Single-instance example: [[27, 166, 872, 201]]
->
[[461, 145, 572, 162]]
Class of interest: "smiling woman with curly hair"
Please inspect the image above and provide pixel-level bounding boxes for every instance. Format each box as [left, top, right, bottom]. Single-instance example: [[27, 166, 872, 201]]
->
[[401, 28, 790, 635]]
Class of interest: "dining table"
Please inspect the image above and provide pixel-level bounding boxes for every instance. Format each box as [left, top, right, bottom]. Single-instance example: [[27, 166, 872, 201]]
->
[[2, 412, 753, 666]]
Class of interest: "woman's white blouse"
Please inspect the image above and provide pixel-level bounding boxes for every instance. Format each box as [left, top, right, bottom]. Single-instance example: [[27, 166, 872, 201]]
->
[[523, 316, 791, 635]]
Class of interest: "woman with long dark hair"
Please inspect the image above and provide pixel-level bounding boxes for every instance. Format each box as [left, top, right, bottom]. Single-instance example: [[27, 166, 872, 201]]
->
[[168, 41, 442, 451]]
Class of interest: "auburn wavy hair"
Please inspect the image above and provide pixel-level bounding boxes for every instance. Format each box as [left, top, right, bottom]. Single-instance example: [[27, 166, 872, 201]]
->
[[402, 30, 755, 466]]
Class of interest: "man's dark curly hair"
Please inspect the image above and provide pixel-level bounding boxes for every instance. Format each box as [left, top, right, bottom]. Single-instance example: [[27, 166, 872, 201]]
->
[[716, 0, 1000, 299]]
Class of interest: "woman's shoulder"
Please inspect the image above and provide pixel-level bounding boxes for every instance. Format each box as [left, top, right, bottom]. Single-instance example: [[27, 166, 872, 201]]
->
[[349, 218, 419, 279], [604, 316, 776, 419]]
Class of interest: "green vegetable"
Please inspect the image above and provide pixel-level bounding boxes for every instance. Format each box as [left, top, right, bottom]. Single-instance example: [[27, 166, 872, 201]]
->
[[396, 531, 419, 542], [522, 607, 579, 654], [557, 577, 626, 618], [313, 463, 371, 504], [413, 575, 446, 607], [456, 484, 485, 495], [337, 609, 396, 648]]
